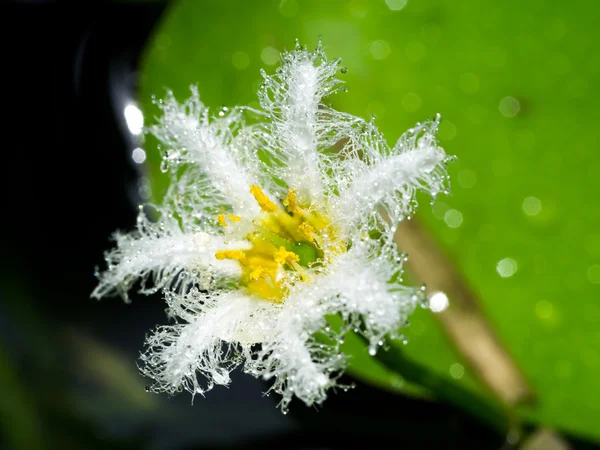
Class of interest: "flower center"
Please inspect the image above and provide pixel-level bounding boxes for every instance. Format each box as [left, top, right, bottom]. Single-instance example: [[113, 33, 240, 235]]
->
[[215, 185, 345, 303]]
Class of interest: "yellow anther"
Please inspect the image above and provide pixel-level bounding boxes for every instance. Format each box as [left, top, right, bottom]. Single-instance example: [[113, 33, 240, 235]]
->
[[249, 267, 265, 280], [215, 249, 247, 263], [298, 222, 315, 243], [283, 188, 302, 215], [250, 185, 278, 212], [274, 247, 300, 266], [217, 213, 242, 227], [213, 184, 348, 303]]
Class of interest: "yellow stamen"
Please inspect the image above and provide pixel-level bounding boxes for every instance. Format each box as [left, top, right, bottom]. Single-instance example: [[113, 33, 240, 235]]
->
[[298, 222, 315, 243], [213, 184, 346, 303], [273, 247, 300, 266], [249, 267, 265, 280], [283, 188, 302, 215], [217, 213, 242, 227], [215, 249, 247, 264], [250, 185, 278, 212]]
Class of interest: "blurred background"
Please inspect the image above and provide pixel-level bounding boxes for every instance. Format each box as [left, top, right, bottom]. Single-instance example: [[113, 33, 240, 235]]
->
[[2, 0, 599, 449]]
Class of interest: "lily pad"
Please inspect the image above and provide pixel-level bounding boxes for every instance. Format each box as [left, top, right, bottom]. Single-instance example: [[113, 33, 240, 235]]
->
[[138, 0, 600, 441]]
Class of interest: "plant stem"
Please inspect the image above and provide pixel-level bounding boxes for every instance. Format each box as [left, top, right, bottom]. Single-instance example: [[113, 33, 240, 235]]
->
[[373, 338, 514, 435]]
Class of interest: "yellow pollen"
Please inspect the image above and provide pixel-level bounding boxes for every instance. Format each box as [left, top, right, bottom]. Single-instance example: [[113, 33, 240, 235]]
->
[[217, 213, 242, 227], [250, 185, 278, 212], [215, 249, 247, 263], [298, 222, 315, 242], [273, 247, 300, 266], [283, 188, 302, 215], [249, 266, 265, 280], [213, 185, 346, 303]]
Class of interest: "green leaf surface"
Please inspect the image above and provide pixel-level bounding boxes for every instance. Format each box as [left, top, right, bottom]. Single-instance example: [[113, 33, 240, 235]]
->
[[138, 0, 600, 441]]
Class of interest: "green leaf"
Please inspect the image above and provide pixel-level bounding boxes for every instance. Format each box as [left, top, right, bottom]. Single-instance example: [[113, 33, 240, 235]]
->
[[326, 315, 432, 399], [139, 0, 600, 441], [376, 339, 511, 434]]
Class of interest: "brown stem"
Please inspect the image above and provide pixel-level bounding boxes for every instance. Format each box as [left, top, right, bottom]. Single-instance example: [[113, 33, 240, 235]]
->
[[394, 218, 535, 407], [519, 429, 572, 450]]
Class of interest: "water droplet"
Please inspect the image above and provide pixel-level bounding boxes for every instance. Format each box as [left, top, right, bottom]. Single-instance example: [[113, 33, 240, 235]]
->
[[444, 209, 463, 228], [535, 300, 555, 321], [457, 169, 476, 188], [261, 46, 280, 66], [132, 147, 146, 164], [497, 258, 517, 278], [232, 51, 250, 70], [587, 264, 600, 284], [449, 363, 465, 379], [402, 92, 422, 112], [385, 0, 407, 11], [499, 96, 520, 118], [429, 291, 449, 312], [522, 196, 542, 216], [370, 40, 391, 60]]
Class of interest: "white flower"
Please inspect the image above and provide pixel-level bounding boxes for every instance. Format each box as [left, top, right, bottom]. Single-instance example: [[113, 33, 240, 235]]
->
[[92, 41, 450, 411]]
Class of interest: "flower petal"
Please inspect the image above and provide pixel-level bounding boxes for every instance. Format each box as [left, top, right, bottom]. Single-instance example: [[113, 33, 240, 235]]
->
[[246, 322, 336, 410], [151, 87, 262, 218], [141, 290, 276, 396], [92, 211, 246, 301], [290, 240, 420, 353], [257, 43, 345, 202], [332, 118, 448, 232]]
